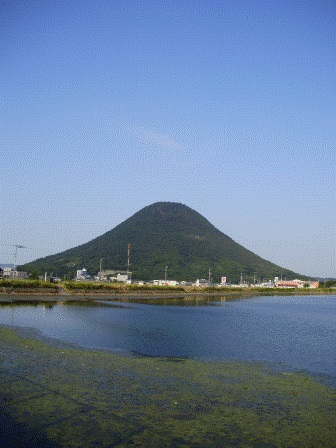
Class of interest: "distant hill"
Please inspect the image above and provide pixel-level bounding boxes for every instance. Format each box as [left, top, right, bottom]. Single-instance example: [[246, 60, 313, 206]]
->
[[21, 202, 303, 282], [0, 264, 14, 269]]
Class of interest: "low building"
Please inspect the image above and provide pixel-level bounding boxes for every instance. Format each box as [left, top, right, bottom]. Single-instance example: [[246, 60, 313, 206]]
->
[[3, 267, 12, 278], [97, 270, 131, 282], [117, 273, 128, 282], [76, 268, 91, 281], [50, 277, 62, 283], [276, 279, 319, 288], [153, 279, 178, 286], [195, 279, 210, 287]]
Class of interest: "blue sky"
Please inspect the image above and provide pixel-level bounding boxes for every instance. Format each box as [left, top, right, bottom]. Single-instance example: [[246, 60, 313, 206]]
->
[[1, 0, 335, 278]]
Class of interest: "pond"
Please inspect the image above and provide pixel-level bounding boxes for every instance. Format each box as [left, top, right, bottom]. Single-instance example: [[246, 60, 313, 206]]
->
[[0, 294, 335, 377]]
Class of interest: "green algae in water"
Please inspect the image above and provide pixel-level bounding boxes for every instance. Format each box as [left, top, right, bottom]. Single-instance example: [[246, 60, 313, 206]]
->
[[0, 327, 335, 447]]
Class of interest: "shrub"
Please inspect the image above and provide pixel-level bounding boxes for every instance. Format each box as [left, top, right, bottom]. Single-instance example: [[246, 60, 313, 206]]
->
[[0, 279, 58, 289]]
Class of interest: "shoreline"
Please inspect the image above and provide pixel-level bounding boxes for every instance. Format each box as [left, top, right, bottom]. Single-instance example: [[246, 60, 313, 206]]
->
[[1, 325, 335, 447], [1, 321, 335, 385], [0, 287, 334, 304]]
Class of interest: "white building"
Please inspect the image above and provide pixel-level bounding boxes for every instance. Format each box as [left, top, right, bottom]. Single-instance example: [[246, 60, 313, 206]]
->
[[76, 268, 90, 280], [117, 273, 128, 282], [153, 279, 178, 286], [3, 267, 12, 278]]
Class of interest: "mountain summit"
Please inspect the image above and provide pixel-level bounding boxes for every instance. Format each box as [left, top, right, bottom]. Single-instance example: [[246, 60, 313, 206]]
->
[[23, 202, 301, 282]]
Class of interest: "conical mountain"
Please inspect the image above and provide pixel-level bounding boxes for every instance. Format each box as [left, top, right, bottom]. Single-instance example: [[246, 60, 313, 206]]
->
[[22, 202, 302, 282]]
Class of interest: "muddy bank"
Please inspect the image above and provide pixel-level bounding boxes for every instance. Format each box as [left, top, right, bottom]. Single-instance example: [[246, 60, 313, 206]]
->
[[0, 326, 335, 447]]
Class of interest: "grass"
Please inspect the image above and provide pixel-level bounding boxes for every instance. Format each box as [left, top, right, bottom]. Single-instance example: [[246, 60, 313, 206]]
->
[[0, 326, 335, 447]]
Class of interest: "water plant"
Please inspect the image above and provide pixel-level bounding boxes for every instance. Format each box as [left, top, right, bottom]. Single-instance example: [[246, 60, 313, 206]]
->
[[0, 326, 335, 447]]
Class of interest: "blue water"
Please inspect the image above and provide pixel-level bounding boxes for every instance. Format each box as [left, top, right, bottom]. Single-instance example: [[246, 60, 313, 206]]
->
[[0, 295, 335, 376]]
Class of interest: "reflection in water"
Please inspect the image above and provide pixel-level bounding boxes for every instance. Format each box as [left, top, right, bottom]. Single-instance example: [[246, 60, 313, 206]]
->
[[0, 295, 335, 376]]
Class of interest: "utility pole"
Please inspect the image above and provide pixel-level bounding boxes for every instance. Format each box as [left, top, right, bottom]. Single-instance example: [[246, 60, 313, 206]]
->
[[100, 258, 103, 274], [240, 272, 243, 285], [165, 266, 168, 283], [208, 268, 212, 284], [127, 244, 131, 281], [13, 245, 26, 279]]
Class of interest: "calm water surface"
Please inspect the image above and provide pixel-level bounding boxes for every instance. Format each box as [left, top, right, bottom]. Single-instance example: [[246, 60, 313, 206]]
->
[[0, 295, 335, 376]]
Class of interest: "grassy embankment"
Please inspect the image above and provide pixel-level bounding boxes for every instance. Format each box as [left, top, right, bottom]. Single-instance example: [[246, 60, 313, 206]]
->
[[0, 279, 334, 298], [0, 325, 335, 447]]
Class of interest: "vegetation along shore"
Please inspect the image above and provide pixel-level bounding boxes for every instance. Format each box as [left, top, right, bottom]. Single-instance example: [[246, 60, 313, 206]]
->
[[0, 279, 335, 303]]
